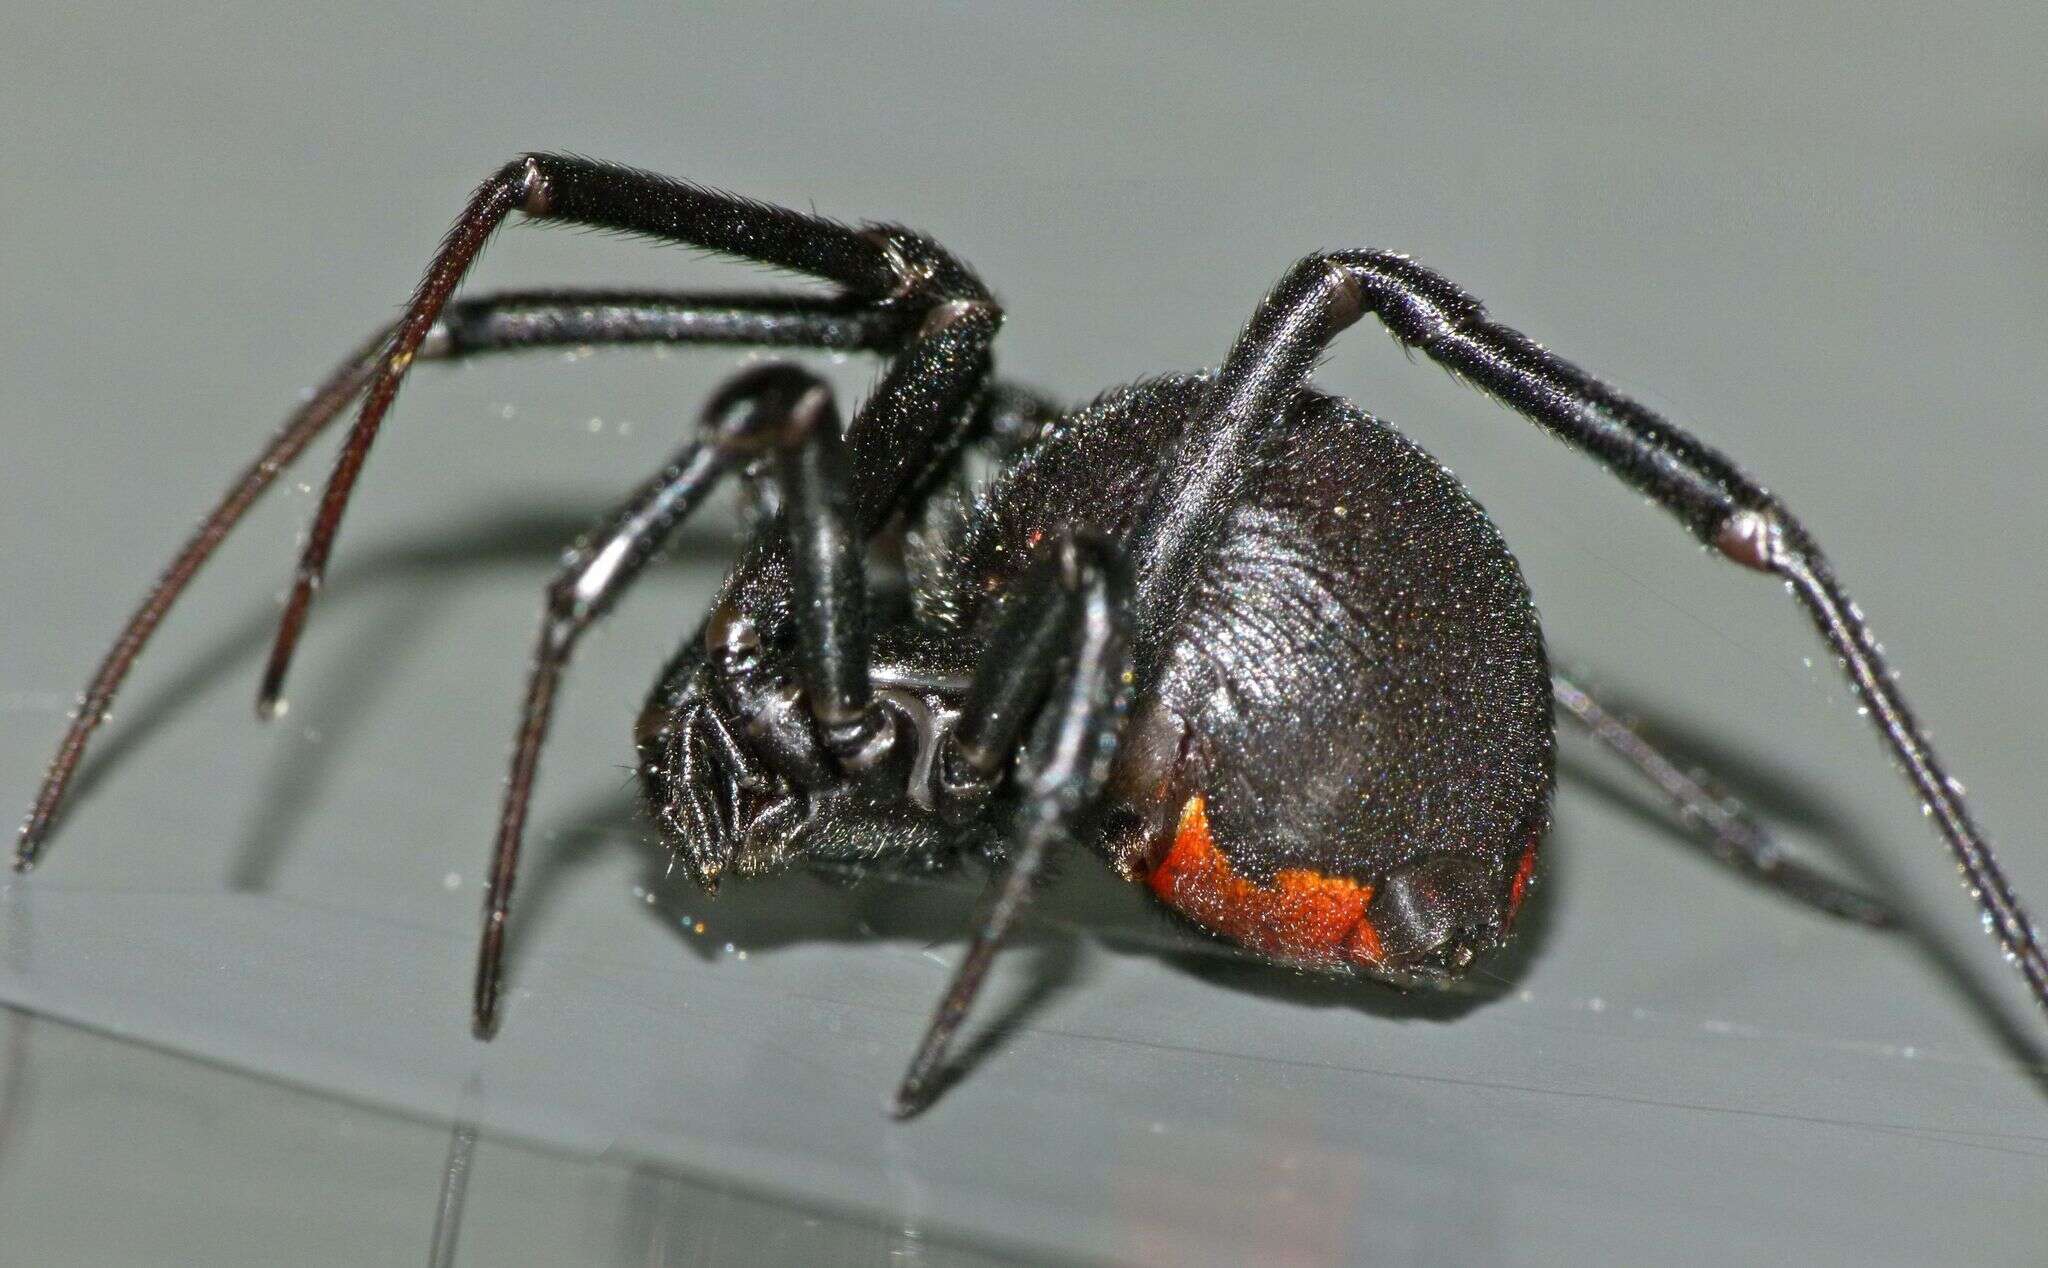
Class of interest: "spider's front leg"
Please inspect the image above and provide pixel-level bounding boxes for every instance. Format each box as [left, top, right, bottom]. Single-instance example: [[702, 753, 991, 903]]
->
[[475, 357, 965, 1034], [262, 152, 999, 714], [16, 284, 1004, 865], [472, 365, 823, 1033], [893, 533, 1133, 1118]]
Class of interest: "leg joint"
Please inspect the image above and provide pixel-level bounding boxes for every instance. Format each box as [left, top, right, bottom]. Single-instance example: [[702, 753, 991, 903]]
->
[[699, 363, 838, 456], [917, 296, 1003, 342], [506, 154, 552, 216], [1320, 249, 1486, 347], [1711, 505, 1787, 573], [860, 225, 994, 306]]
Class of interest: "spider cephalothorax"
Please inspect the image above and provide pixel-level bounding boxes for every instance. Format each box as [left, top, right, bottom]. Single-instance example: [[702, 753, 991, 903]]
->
[[21, 154, 2046, 1117], [636, 609, 988, 891]]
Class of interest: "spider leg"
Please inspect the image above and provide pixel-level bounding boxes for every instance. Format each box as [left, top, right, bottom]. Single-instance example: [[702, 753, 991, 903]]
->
[[477, 363, 885, 1035], [1552, 671, 1894, 928], [430, 288, 917, 356], [15, 324, 384, 867], [18, 287, 1013, 866], [894, 533, 1132, 1119], [260, 153, 995, 716], [1136, 250, 2048, 1014], [473, 410, 747, 1038], [482, 342, 1007, 1034]]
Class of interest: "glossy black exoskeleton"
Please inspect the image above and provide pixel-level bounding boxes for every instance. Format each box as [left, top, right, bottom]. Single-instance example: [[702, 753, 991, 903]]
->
[[20, 155, 2048, 1117]]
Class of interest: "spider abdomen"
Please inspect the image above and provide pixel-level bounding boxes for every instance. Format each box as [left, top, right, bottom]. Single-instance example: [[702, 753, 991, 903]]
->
[[938, 376, 1554, 980]]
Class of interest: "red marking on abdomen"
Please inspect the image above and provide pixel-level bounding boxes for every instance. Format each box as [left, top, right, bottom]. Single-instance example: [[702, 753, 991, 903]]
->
[[1145, 794, 1384, 970], [1505, 839, 1539, 928]]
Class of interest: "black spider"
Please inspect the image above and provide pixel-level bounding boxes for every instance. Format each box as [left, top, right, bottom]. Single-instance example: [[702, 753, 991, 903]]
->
[[19, 154, 2045, 1118]]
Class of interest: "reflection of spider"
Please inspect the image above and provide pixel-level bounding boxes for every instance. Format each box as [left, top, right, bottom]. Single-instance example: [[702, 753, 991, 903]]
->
[[19, 154, 2045, 1116]]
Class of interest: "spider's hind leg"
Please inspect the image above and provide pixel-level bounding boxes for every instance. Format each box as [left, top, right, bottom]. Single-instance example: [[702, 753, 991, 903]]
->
[[1552, 671, 1895, 928], [1153, 247, 2047, 1013]]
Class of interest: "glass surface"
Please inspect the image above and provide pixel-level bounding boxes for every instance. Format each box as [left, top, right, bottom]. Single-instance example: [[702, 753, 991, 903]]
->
[[0, 1007, 1031, 1266]]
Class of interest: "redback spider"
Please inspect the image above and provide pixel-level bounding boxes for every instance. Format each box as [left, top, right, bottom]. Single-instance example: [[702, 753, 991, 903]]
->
[[17, 154, 2046, 1117]]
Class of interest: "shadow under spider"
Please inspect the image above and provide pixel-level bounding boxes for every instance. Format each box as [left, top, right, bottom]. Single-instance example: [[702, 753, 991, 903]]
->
[[34, 503, 735, 891], [504, 780, 1091, 1092], [1555, 698, 2048, 1094], [46, 505, 2047, 1092], [510, 772, 1545, 1073]]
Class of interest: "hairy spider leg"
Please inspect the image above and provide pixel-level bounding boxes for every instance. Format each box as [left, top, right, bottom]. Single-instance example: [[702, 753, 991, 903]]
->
[[478, 363, 888, 1036], [1140, 249, 2047, 1015], [1551, 671, 1894, 927], [260, 153, 998, 716], [16, 286, 1014, 867], [15, 325, 383, 865], [893, 534, 1132, 1118], [465, 264, 1001, 1036]]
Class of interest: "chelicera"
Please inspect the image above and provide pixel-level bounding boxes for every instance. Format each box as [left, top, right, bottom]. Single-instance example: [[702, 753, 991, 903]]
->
[[19, 154, 2046, 1117]]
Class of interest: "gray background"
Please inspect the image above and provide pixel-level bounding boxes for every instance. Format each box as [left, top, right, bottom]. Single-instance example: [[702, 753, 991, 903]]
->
[[4, 3, 2048, 1264]]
